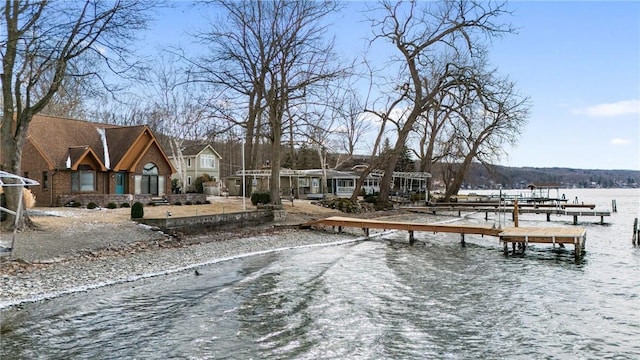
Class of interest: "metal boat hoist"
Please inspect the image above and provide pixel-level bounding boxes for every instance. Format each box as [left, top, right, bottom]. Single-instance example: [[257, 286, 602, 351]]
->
[[0, 170, 39, 257]]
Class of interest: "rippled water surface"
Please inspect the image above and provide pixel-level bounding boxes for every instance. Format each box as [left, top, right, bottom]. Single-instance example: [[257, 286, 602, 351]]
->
[[1, 189, 639, 359]]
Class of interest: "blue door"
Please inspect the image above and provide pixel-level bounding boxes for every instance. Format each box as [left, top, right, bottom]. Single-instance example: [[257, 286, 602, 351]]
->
[[115, 172, 126, 194]]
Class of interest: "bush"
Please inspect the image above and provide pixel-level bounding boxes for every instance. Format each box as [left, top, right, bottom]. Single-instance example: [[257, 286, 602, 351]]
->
[[320, 198, 360, 213], [185, 201, 193, 206], [250, 191, 271, 205], [87, 202, 98, 209], [106, 202, 117, 209], [131, 201, 144, 219], [363, 192, 378, 204], [120, 202, 130, 208], [196, 201, 202, 205], [194, 174, 212, 194], [174, 201, 182, 206]]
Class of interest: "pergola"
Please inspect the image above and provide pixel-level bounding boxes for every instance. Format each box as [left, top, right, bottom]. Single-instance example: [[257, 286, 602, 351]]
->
[[370, 170, 432, 193], [0, 170, 40, 257]]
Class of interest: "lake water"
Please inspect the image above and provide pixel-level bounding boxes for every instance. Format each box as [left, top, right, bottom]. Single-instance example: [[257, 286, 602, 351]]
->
[[1, 188, 639, 359]]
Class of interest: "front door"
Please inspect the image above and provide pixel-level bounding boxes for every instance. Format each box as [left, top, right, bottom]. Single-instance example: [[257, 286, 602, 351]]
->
[[115, 172, 126, 194]]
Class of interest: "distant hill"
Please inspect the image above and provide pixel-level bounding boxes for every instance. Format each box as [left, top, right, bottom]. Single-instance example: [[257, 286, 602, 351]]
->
[[442, 163, 640, 190]]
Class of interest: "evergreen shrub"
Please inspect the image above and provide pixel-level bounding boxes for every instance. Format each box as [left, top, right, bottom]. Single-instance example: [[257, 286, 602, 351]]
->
[[131, 201, 144, 219], [250, 191, 271, 205]]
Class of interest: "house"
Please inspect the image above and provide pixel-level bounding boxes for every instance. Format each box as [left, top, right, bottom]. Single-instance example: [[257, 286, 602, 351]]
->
[[168, 143, 222, 193], [21, 114, 176, 207], [224, 168, 385, 199]]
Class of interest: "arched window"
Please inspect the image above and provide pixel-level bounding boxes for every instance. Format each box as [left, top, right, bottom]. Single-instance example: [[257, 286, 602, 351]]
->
[[143, 163, 158, 175], [141, 162, 159, 195]]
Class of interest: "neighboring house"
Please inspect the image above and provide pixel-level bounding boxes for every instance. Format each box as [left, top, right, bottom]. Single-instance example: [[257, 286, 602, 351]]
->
[[21, 114, 176, 207], [224, 168, 389, 199], [168, 143, 222, 193]]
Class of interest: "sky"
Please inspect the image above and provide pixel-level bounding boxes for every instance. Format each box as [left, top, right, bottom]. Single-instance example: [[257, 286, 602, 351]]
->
[[145, 1, 640, 171]]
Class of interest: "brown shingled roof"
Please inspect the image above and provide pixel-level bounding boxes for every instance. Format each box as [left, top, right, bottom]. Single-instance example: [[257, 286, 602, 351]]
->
[[26, 114, 152, 170], [105, 125, 148, 168]]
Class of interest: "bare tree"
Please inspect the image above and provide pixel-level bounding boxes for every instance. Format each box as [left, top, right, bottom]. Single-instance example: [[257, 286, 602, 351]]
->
[[442, 70, 530, 199], [193, 0, 343, 204], [1, 0, 157, 227], [142, 53, 219, 192], [363, 0, 513, 204]]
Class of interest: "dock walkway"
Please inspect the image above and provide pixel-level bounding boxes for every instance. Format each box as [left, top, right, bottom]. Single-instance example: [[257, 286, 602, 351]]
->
[[405, 206, 610, 224], [307, 216, 587, 262]]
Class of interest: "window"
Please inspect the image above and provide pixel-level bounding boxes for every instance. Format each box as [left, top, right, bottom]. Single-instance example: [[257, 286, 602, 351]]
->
[[187, 158, 191, 167], [72, 170, 96, 192], [143, 163, 158, 175], [187, 176, 192, 186], [42, 171, 48, 190], [200, 155, 215, 169], [298, 178, 310, 187], [337, 179, 354, 187], [141, 163, 159, 195]]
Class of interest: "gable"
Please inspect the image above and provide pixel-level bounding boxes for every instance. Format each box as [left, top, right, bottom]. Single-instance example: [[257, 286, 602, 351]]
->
[[25, 115, 174, 174], [110, 127, 176, 174], [67, 146, 107, 171]]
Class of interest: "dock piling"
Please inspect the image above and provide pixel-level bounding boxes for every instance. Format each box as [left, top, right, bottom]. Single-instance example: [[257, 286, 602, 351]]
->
[[612, 199, 617, 213], [633, 218, 639, 246]]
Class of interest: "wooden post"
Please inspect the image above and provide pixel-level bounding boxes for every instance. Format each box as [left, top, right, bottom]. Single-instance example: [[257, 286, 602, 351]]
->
[[485, 212, 488, 221], [460, 233, 466, 247], [513, 199, 519, 227], [409, 230, 415, 245], [363, 228, 369, 237], [338, 226, 343, 233], [573, 215, 578, 225], [546, 213, 551, 222], [633, 218, 638, 246], [503, 238, 508, 255], [574, 237, 582, 263], [612, 199, 617, 213]]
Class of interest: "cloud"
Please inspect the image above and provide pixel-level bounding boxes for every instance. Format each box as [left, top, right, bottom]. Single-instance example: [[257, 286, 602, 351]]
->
[[572, 100, 640, 118], [610, 138, 631, 145]]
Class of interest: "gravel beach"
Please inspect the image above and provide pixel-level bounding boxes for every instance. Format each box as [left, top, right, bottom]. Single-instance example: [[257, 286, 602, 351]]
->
[[0, 199, 411, 309]]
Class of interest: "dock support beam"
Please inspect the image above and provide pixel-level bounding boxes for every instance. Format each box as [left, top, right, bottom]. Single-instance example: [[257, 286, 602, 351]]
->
[[460, 233, 466, 247], [546, 213, 551, 222], [363, 228, 369, 237], [409, 230, 415, 245], [573, 215, 578, 225]]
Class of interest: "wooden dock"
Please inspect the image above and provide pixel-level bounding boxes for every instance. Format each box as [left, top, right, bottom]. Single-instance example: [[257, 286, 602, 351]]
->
[[405, 206, 610, 224], [499, 227, 586, 260], [306, 216, 587, 262]]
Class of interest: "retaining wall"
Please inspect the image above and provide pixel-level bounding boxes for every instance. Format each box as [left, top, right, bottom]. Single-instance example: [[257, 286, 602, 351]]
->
[[136, 209, 287, 235]]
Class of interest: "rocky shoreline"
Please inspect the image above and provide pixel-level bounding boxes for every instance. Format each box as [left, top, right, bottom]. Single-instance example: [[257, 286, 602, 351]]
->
[[1, 225, 376, 309], [0, 202, 433, 310]]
